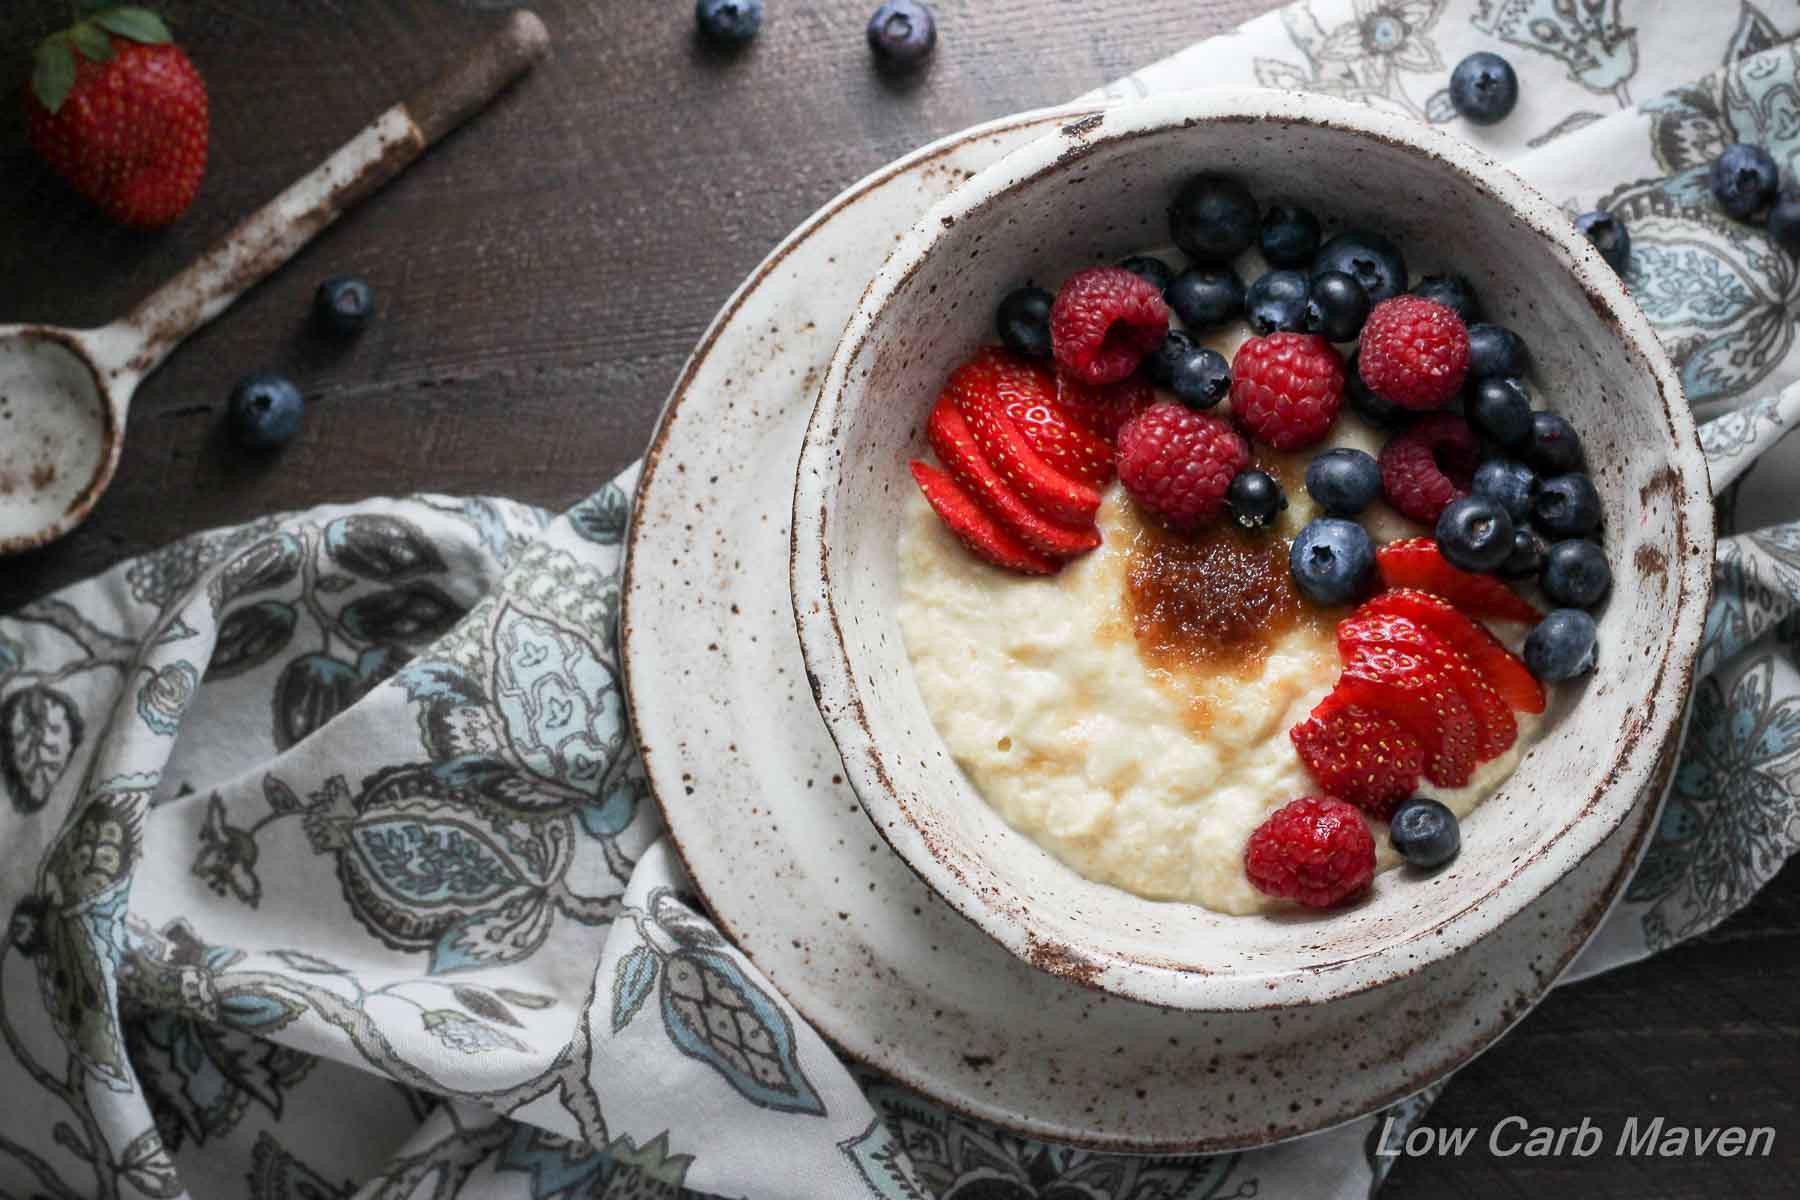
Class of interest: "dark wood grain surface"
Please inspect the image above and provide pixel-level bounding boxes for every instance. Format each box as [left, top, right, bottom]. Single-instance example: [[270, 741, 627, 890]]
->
[[2, 3, 1795, 1195]]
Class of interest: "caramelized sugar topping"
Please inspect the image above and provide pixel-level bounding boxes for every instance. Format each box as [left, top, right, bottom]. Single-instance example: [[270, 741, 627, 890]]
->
[[1126, 521, 1319, 678]]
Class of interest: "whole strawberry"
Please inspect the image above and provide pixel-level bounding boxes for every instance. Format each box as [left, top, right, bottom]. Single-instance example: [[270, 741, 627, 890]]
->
[[26, 7, 208, 229]]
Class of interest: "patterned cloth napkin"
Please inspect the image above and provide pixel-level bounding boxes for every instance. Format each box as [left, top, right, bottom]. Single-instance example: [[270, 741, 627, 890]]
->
[[4, 1, 1799, 1196]]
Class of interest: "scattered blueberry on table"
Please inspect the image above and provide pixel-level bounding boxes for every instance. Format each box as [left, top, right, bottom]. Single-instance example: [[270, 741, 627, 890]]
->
[[1574, 210, 1630, 272], [867, 1, 936, 67], [1390, 798, 1460, 868], [1448, 51, 1519, 125], [227, 373, 304, 451], [314, 276, 375, 336], [696, 0, 763, 45], [1227, 468, 1286, 530], [1710, 142, 1779, 220]]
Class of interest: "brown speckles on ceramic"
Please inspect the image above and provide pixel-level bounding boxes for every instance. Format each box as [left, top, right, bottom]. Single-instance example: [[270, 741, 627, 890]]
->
[[622, 102, 1688, 1151], [791, 91, 1714, 1012]]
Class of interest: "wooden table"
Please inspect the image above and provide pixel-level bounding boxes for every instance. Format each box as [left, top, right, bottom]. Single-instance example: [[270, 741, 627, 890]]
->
[[2, 3, 1794, 1194]]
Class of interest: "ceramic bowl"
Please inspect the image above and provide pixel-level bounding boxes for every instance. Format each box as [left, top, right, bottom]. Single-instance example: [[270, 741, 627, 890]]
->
[[790, 90, 1713, 1011]]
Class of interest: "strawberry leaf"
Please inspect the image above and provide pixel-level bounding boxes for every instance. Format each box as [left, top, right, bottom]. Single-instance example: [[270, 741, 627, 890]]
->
[[68, 22, 114, 63], [31, 39, 77, 114], [91, 7, 171, 44]]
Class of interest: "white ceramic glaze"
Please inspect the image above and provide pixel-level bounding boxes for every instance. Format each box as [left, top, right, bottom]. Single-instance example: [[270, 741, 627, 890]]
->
[[791, 90, 1713, 1011], [622, 106, 1677, 1150]]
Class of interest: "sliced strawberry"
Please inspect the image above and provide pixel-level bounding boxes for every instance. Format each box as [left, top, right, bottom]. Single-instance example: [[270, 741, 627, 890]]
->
[[1057, 373, 1155, 443], [1005, 392, 1116, 488], [1376, 538, 1544, 625], [1339, 612, 1516, 762], [1290, 703, 1425, 820], [1335, 643, 1480, 788], [1358, 589, 1546, 714], [947, 360, 1103, 526], [910, 460, 1059, 576], [927, 400, 1100, 560]]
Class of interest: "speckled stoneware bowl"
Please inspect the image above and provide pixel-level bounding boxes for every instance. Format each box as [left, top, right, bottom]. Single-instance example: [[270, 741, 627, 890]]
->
[[791, 89, 1713, 1012]]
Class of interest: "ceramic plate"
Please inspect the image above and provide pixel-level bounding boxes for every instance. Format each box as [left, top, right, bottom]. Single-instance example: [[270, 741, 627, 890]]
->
[[621, 107, 1670, 1152]]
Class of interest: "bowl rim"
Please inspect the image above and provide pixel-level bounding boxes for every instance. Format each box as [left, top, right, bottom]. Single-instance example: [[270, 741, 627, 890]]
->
[[791, 87, 1715, 1012]]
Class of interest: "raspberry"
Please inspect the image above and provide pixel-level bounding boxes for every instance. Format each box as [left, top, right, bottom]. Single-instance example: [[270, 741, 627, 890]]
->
[[1050, 266, 1170, 385], [1244, 796, 1376, 908], [1378, 412, 1480, 525], [1229, 333, 1345, 450], [1116, 402, 1249, 530], [1358, 296, 1471, 411], [1290, 703, 1425, 820]]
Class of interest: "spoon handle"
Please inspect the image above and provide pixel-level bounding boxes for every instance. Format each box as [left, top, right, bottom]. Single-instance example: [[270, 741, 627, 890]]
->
[[108, 10, 550, 381]]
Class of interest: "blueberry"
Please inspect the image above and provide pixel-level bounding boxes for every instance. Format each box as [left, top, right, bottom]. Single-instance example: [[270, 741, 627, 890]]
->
[[1305, 448, 1382, 516], [1466, 376, 1533, 448], [996, 286, 1053, 359], [867, 1, 935, 66], [1164, 265, 1245, 329], [696, 0, 763, 44], [227, 373, 304, 451], [1390, 798, 1461, 869], [1259, 204, 1321, 268], [1290, 518, 1376, 606], [1228, 469, 1287, 530], [1346, 352, 1410, 429], [1711, 142, 1779, 221], [1170, 347, 1231, 410], [1534, 473, 1602, 538], [1472, 459, 1539, 522], [1245, 269, 1310, 335], [1303, 270, 1370, 342], [1118, 255, 1175, 292], [1769, 194, 1800, 255], [1466, 323, 1528, 380], [1542, 539, 1611, 609], [1500, 528, 1548, 579], [1168, 174, 1259, 264], [1143, 329, 1195, 387], [1436, 495, 1515, 573], [1312, 230, 1407, 304], [1524, 609, 1599, 682], [1574, 210, 1630, 273], [1448, 51, 1519, 125], [1526, 411, 1584, 475], [314, 276, 374, 336], [1412, 274, 1481, 323]]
